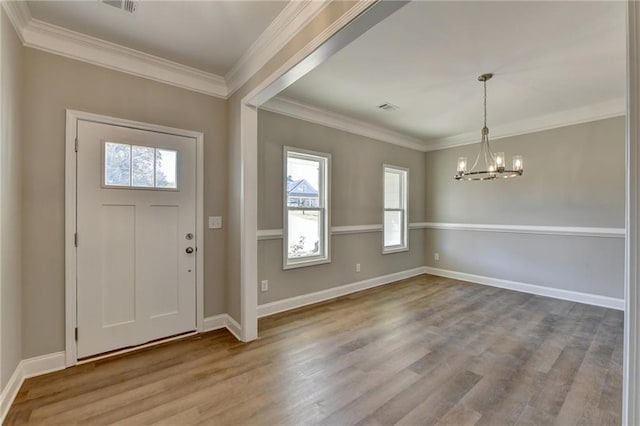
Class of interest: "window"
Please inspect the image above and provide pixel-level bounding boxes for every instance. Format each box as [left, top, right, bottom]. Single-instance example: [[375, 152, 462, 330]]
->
[[284, 147, 331, 269], [383, 165, 408, 253], [104, 142, 177, 190]]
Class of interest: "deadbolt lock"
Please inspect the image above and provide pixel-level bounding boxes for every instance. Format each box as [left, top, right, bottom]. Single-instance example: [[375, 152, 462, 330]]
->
[[186, 233, 194, 240]]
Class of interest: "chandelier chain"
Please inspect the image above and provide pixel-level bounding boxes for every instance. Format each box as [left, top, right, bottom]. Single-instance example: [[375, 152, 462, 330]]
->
[[483, 78, 487, 129]]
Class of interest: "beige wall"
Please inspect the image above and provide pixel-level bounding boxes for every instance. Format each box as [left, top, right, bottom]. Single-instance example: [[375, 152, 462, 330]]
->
[[256, 112, 626, 303], [425, 117, 625, 227], [21, 48, 228, 358], [1, 8, 24, 389], [424, 117, 626, 298], [257, 110, 425, 304]]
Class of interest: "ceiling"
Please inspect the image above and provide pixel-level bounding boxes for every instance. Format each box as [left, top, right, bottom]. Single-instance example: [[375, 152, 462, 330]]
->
[[27, 0, 288, 75], [279, 1, 626, 146]]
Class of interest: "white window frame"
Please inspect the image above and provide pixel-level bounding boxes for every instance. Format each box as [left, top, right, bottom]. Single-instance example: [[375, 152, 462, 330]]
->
[[383, 165, 409, 254], [283, 147, 331, 269]]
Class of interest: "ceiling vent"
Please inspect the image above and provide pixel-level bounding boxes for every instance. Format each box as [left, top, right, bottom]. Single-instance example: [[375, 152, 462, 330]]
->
[[377, 102, 399, 112], [102, 0, 138, 14]]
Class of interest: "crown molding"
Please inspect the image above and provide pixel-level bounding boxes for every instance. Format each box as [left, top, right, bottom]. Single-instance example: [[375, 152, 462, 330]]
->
[[23, 19, 228, 98], [1, 0, 31, 43], [423, 97, 626, 151], [261, 96, 428, 151], [263, 95, 626, 153], [0, 0, 355, 100], [225, 0, 332, 97], [1, 1, 227, 98]]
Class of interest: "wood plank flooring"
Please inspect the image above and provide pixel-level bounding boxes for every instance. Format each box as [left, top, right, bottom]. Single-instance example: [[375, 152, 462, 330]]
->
[[5, 274, 623, 425]]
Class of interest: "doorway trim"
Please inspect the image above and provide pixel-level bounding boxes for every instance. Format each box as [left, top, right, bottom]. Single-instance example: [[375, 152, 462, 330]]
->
[[625, 2, 639, 423], [64, 110, 205, 367]]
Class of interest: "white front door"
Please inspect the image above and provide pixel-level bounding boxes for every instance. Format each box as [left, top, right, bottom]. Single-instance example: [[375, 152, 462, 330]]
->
[[76, 120, 197, 358]]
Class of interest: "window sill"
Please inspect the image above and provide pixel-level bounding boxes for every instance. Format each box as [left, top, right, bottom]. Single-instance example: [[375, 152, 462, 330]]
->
[[382, 247, 409, 255], [283, 257, 331, 270]]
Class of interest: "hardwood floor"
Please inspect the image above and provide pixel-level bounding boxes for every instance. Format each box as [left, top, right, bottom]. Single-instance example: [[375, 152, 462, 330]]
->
[[5, 274, 623, 425]]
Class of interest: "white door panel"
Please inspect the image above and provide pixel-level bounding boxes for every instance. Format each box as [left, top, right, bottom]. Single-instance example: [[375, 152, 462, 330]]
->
[[76, 120, 196, 358]]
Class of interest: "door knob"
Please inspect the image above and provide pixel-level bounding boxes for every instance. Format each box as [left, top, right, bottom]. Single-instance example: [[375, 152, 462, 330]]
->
[[186, 247, 194, 254]]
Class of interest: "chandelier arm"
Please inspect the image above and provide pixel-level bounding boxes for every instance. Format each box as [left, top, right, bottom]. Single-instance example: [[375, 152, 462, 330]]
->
[[483, 136, 493, 170], [469, 133, 483, 172], [485, 135, 495, 163]]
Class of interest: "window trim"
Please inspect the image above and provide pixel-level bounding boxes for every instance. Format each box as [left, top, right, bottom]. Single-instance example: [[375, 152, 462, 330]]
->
[[382, 164, 409, 254], [283, 146, 331, 270]]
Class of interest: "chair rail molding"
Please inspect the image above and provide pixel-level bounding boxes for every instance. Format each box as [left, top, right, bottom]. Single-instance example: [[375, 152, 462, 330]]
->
[[257, 222, 625, 240], [415, 222, 625, 238]]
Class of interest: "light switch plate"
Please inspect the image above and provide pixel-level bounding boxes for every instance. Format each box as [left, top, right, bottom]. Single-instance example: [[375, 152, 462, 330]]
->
[[209, 216, 222, 229]]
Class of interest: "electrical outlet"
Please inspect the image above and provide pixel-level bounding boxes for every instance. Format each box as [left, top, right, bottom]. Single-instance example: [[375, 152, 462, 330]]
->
[[356, 263, 361, 273], [260, 280, 269, 292], [434, 253, 440, 261]]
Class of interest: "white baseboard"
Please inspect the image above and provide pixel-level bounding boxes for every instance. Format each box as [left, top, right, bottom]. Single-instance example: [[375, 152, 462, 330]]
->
[[202, 314, 228, 332], [1, 315, 239, 422], [224, 315, 243, 341], [257, 266, 426, 318], [424, 266, 625, 310], [203, 313, 243, 342], [20, 351, 66, 379], [1, 313, 244, 421], [1, 351, 65, 423], [0, 363, 23, 424]]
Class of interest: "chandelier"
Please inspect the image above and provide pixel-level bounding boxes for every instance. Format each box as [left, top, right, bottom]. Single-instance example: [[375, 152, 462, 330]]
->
[[454, 73, 523, 181]]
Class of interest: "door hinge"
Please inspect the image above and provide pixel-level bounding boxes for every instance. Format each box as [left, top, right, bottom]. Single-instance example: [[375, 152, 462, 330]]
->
[[74, 233, 78, 247], [75, 137, 78, 152], [75, 327, 78, 341]]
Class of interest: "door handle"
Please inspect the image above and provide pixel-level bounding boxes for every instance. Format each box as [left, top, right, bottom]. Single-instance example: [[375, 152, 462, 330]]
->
[[186, 247, 194, 254]]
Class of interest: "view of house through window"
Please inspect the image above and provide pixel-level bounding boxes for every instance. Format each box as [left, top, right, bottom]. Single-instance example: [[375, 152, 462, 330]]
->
[[284, 148, 330, 268], [383, 165, 408, 252]]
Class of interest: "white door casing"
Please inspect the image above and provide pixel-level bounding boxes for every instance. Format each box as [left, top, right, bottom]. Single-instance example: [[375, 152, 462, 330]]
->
[[65, 110, 204, 364]]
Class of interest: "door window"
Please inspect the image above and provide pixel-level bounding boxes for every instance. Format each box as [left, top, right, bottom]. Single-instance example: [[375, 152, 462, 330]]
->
[[104, 142, 178, 190]]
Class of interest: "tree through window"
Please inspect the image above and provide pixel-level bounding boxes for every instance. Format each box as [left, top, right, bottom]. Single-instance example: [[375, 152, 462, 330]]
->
[[104, 142, 177, 189]]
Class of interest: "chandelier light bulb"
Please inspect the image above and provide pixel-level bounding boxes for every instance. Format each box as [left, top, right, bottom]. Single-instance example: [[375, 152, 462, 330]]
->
[[513, 155, 523, 171], [457, 157, 467, 173]]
